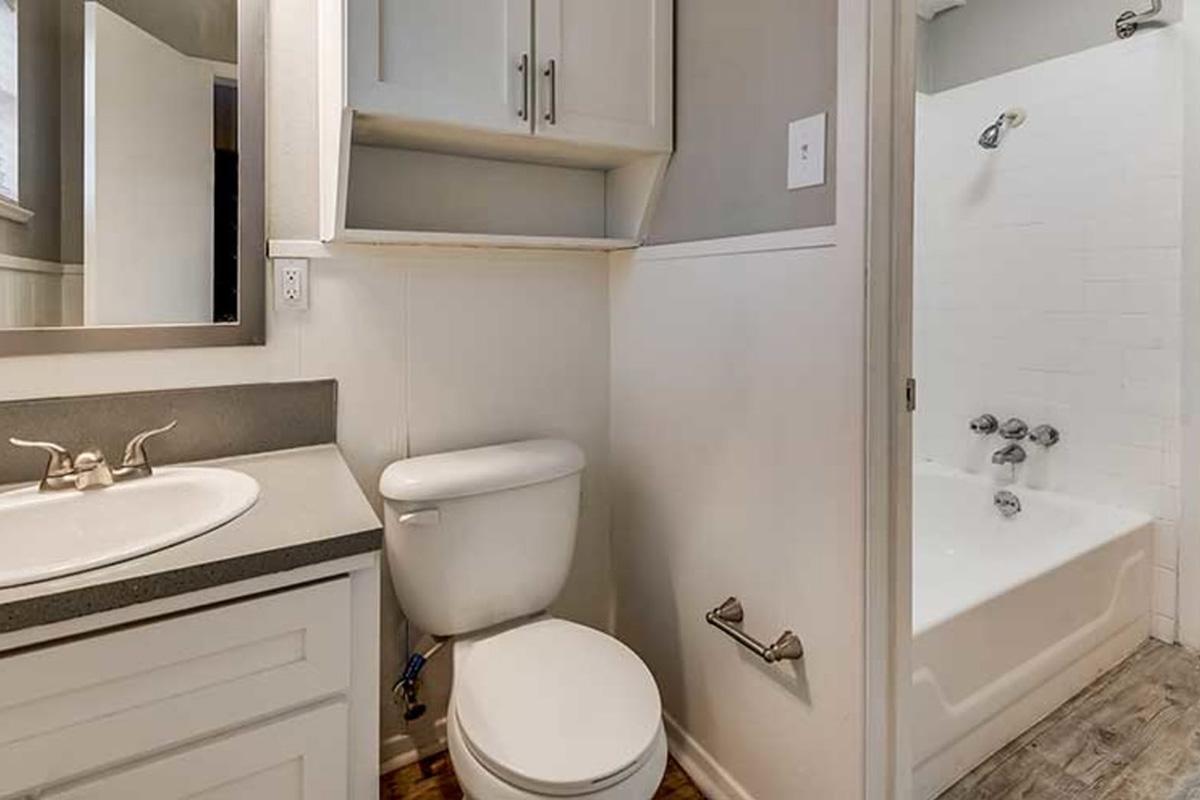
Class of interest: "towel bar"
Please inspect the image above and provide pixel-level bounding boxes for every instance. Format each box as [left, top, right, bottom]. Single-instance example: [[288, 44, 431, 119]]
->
[[705, 597, 804, 663]]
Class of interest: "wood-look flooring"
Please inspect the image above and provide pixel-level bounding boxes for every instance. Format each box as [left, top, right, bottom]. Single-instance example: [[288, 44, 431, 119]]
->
[[940, 640, 1200, 799], [381, 751, 704, 800]]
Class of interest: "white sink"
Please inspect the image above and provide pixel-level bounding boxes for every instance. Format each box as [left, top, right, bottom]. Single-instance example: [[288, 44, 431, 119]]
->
[[0, 467, 260, 589]]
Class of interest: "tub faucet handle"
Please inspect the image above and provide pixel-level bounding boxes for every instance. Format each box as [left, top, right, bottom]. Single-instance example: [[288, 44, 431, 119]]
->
[[998, 418, 1029, 440], [969, 414, 999, 435], [1028, 424, 1060, 447]]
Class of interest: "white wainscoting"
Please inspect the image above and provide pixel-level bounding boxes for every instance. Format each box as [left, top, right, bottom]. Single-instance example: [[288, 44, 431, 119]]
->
[[0, 256, 82, 328]]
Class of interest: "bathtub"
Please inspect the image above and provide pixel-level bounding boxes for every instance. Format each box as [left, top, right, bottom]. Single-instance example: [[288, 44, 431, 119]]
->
[[911, 461, 1153, 799]]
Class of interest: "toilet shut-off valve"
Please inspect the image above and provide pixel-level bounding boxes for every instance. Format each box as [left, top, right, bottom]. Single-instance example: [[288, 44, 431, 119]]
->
[[392, 638, 448, 722]]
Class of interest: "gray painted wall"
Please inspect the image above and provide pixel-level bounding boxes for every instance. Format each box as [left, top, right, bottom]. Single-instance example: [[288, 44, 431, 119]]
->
[[59, 0, 82, 264], [0, 0, 62, 263], [922, 0, 1183, 93], [647, 0, 838, 245]]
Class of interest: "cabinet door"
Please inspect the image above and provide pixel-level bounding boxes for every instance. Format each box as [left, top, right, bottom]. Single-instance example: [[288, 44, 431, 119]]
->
[[534, 0, 672, 152], [0, 577, 351, 796], [349, 0, 533, 135], [44, 703, 348, 800]]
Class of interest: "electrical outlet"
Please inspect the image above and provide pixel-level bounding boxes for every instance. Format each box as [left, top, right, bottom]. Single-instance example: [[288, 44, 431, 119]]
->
[[274, 258, 309, 311]]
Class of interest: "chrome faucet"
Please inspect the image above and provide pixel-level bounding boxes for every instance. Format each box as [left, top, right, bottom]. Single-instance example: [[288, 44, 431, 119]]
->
[[992, 442, 1027, 466], [9, 421, 178, 492], [73, 449, 115, 490]]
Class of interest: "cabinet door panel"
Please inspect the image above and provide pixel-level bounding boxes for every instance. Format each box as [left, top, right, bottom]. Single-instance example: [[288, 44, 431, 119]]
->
[[350, 0, 532, 135], [45, 703, 348, 800], [535, 0, 672, 151], [0, 578, 350, 796]]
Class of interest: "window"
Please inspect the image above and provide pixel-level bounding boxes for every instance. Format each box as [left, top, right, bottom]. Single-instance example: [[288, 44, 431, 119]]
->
[[0, 0, 17, 203]]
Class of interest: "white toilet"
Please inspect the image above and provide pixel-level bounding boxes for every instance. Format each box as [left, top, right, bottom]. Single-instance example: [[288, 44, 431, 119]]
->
[[380, 439, 667, 800]]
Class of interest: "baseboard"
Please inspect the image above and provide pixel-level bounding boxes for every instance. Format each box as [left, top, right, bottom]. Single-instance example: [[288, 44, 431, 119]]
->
[[378, 716, 448, 775], [663, 712, 757, 800]]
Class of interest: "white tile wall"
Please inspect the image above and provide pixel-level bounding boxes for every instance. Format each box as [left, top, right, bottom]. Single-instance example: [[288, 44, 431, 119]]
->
[[915, 29, 1183, 638]]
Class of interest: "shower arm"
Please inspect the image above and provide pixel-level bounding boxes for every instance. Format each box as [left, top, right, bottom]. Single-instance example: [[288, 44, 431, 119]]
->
[[1116, 0, 1163, 38]]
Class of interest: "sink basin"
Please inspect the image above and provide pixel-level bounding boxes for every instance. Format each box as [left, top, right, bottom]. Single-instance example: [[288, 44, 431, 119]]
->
[[0, 467, 260, 589]]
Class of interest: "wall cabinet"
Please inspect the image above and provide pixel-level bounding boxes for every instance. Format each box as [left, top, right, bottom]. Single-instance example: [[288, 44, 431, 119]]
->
[[318, 0, 673, 248]]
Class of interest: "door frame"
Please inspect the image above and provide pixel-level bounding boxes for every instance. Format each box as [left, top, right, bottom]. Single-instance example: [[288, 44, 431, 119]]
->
[[863, 0, 916, 797]]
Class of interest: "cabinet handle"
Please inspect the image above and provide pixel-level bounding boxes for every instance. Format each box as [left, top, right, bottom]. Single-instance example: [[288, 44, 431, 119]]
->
[[543, 58, 557, 125], [517, 52, 530, 121]]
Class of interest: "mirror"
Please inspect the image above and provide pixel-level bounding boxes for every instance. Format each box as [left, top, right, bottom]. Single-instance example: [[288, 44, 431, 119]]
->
[[0, 0, 263, 355]]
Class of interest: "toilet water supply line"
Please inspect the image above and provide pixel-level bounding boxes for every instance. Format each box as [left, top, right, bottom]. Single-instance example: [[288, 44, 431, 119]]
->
[[393, 636, 449, 722]]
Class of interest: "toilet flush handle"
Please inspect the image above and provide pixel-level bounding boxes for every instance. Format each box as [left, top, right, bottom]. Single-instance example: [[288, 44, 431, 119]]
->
[[398, 508, 441, 526]]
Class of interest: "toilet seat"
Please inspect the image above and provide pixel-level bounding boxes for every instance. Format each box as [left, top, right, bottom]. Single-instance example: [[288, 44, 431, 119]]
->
[[451, 617, 663, 797]]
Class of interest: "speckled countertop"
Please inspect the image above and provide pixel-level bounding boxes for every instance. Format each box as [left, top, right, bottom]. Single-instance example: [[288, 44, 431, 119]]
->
[[0, 444, 382, 635]]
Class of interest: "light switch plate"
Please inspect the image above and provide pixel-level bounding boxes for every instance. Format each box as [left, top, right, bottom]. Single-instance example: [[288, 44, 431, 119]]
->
[[788, 113, 827, 190]]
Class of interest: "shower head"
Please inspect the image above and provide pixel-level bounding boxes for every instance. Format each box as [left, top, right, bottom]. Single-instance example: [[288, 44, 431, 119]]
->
[[978, 108, 1027, 150], [978, 117, 1005, 150]]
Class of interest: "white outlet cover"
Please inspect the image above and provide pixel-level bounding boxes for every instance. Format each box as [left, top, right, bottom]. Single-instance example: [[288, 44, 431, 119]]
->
[[788, 113, 827, 190], [274, 258, 309, 311]]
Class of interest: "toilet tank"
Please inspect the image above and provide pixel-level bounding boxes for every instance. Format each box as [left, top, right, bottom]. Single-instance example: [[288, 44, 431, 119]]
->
[[379, 439, 585, 637]]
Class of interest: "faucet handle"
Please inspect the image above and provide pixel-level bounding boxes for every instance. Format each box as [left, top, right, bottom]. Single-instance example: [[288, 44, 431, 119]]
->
[[969, 414, 999, 435], [9, 438, 75, 490], [998, 418, 1029, 440], [120, 420, 178, 471], [1029, 424, 1060, 447]]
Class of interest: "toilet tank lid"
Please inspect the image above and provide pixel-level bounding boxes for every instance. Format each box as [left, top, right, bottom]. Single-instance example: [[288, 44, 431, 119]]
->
[[380, 439, 585, 502]]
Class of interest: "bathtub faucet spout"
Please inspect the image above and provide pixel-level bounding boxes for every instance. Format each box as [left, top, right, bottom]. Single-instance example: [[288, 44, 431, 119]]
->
[[992, 442, 1027, 466]]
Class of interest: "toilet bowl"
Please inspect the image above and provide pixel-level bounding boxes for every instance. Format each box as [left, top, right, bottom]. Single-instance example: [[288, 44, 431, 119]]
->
[[380, 440, 667, 799], [448, 617, 667, 799]]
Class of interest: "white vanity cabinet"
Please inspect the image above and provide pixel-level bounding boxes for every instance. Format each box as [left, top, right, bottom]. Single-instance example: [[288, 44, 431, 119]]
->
[[42, 703, 349, 800], [0, 557, 380, 800]]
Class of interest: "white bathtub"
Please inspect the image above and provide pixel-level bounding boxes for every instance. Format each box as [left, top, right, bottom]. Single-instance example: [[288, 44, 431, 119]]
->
[[911, 461, 1153, 799]]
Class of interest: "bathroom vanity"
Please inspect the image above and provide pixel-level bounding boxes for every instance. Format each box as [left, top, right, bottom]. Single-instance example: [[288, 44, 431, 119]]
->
[[0, 445, 382, 800]]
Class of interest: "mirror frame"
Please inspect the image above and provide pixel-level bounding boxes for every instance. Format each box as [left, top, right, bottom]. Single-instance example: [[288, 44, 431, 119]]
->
[[0, 0, 265, 357]]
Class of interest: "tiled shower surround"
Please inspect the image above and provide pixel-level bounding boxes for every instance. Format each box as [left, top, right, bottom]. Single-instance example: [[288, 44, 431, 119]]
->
[[915, 29, 1183, 639]]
